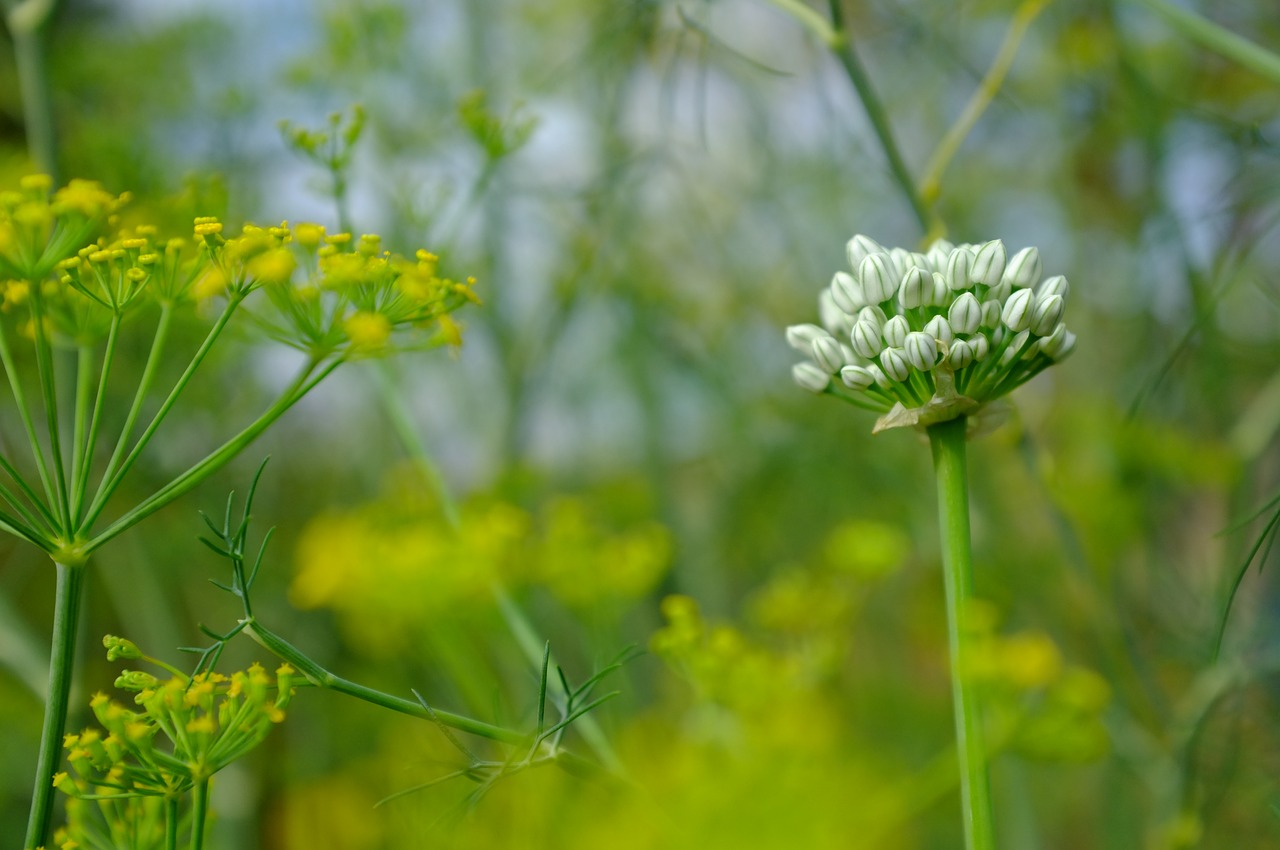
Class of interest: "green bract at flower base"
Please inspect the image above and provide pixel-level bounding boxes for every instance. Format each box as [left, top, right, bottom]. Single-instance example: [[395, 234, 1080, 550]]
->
[[787, 234, 1075, 434]]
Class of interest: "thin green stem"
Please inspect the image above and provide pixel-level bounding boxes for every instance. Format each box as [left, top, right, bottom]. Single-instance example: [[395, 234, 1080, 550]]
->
[[23, 559, 86, 850], [81, 299, 233, 535], [86, 358, 335, 553], [0, 315, 60, 526], [240, 619, 526, 745], [826, 0, 934, 237], [72, 314, 122, 521], [28, 294, 71, 530], [1129, 0, 1280, 85], [189, 778, 209, 850], [927, 416, 995, 850], [70, 343, 92, 504], [165, 796, 179, 850], [4, 0, 60, 180]]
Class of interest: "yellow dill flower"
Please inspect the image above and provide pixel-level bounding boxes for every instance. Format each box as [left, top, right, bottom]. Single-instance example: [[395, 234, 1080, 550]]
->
[[343, 310, 392, 350], [50, 179, 119, 218], [293, 222, 325, 249], [3, 280, 30, 310], [191, 267, 227, 300], [246, 247, 297, 284]]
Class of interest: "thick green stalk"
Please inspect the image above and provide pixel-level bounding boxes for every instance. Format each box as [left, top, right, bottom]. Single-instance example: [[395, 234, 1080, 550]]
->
[[189, 778, 209, 850], [5, 0, 60, 180], [927, 416, 995, 850], [23, 559, 86, 850], [165, 797, 179, 850]]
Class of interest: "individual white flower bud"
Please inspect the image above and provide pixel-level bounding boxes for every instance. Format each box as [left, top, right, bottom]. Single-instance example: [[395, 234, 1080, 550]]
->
[[972, 239, 1006, 287], [947, 338, 975, 369], [830, 271, 865, 313], [880, 347, 910, 382], [1039, 324, 1076, 360], [1001, 287, 1036, 332], [1048, 329, 1076, 361], [926, 239, 955, 272], [785, 323, 831, 354], [971, 334, 990, 361], [904, 332, 939, 371], [930, 272, 950, 306], [1036, 274, 1069, 299], [1030, 293, 1064, 336], [818, 290, 854, 336], [923, 314, 954, 345], [811, 336, 847, 374], [859, 254, 896, 304], [1002, 246, 1042, 289], [858, 305, 887, 326], [850, 319, 884, 359], [899, 267, 930, 308], [846, 235, 884, 270], [888, 247, 913, 280], [793, 361, 831, 393], [840, 364, 876, 390], [980, 299, 1003, 329], [868, 363, 891, 389], [945, 248, 974, 291], [1000, 330, 1030, 364], [987, 279, 1012, 304], [909, 252, 931, 272], [883, 314, 910, 348], [949, 292, 982, 334]]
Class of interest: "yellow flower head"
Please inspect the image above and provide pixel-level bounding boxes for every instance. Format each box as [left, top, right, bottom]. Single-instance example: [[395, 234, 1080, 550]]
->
[[343, 310, 392, 351]]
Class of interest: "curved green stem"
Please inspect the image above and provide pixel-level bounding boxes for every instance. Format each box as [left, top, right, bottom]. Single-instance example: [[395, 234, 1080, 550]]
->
[[23, 559, 86, 850], [927, 416, 995, 850], [826, 0, 934, 237]]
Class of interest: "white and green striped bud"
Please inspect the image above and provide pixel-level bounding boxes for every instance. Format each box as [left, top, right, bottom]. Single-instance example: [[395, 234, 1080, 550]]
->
[[945, 248, 974, 291], [1040, 326, 1076, 360], [971, 334, 990, 361], [868, 363, 891, 390], [923, 315, 954, 345], [1001, 287, 1036, 332], [1030, 293, 1064, 336], [785, 323, 831, 355], [850, 319, 884, 359], [888, 247, 913, 280], [1037, 274, 1069, 299], [830, 271, 864, 313], [818, 290, 853, 336], [980, 299, 1003, 329], [846, 234, 885, 270], [904, 332, 939, 371], [926, 239, 954, 271], [1000, 330, 1031, 365], [948, 292, 982, 334], [1002, 246, 1042, 289], [792, 361, 831, 393], [899, 267, 930, 309], [858, 304, 887, 327], [987, 279, 1012, 304], [859, 254, 897, 304], [883, 314, 910, 348], [880, 347, 911, 382], [947, 338, 975, 369], [972, 239, 1007, 287], [811, 336, 847, 374], [840, 364, 877, 391], [929, 272, 950, 306]]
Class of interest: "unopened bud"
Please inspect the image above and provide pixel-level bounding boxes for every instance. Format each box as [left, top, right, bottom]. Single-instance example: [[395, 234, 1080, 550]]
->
[[1002, 287, 1035, 332], [883, 315, 909, 348], [880, 347, 911, 382], [899, 267, 929, 309], [1036, 274, 1069, 299], [1002, 246, 1042, 289], [811, 336, 847, 374], [949, 292, 982, 334], [859, 254, 896, 304], [972, 239, 1006, 287], [945, 248, 974, 291], [792, 361, 830, 393], [846, 235, 884, 270], [841, 365, 877, 390], [923, 315, 954, 345], [785, 324, 829, 354], [1030, 293, 1064, 336], [904, 332, 939, 371], [850, 320, 883, 359], [947, 338, 975, 369], [830, 271, 864, 313]]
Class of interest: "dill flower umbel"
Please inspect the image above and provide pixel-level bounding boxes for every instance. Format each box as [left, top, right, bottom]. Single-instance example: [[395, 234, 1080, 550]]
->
[[787, 235, 1075, 432]]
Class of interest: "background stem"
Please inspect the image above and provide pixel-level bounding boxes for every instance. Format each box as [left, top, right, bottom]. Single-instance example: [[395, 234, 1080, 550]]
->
[[4, 0, 60, 179], [23, 559, 85, 850], [927, 416, 995, 850]]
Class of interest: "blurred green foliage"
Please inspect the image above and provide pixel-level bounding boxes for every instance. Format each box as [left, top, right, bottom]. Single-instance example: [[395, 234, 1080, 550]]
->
[[2, 0, 1279, 847]]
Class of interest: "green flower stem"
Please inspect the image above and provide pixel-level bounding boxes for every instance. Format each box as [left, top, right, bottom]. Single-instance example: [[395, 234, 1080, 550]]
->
[[70, 343, 93, 505], [87, 357, 338, 553], [81, 299, 236, 533], [189, 778, 209, 850], [1130, 0, 1280, 85], [825, 0, 934, 237], [3, 0, 60, 180], [23, 559, 86, 850], [71, 314, 122, 521], [927, 415, 995, 850], [240, 619, 525, 745], [0, 310, 60, 523], [81, 302, 172, 528], [28, 293, 72, 530], [165, 797, 179, 850]]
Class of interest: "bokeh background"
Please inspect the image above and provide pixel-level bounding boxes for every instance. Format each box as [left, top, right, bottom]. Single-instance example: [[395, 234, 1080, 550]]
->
[[2, 0, 1280, 847]]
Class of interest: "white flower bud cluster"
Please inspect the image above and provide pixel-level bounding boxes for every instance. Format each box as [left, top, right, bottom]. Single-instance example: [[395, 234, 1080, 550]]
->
[[787, 234, 1075, 427]]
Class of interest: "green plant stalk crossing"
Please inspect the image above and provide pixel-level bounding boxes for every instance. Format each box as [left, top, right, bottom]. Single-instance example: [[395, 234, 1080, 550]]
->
[[23, 560, 85, 850], [927, 416, 995, 850]]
